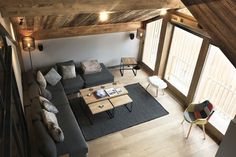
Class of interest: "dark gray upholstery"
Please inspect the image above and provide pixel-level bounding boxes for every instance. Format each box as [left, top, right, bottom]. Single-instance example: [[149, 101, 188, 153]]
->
[[24, 61, 114, 157], [28, 82, 40, 100], [50, 90, 69, 107], [31, 98, 42, 121], [56, 105, 88, 157], [27, 77, 88, 157], [82, 63, 114, 87], [62, 75, 84, 94], [33, 120, 57, 157], [46, 82, 64, 93]]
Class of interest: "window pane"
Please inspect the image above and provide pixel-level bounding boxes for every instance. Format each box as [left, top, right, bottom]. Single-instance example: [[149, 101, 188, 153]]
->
[[194, 45, 236, 120], [142, 19, 162, 70], [164, 27, 203, 95]]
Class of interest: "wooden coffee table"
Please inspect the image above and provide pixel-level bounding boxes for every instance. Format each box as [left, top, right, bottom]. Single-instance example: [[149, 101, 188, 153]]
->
[[80, 82, 133, 124]]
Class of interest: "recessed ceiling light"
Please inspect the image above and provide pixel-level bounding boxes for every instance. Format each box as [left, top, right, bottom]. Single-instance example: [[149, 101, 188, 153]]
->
[[99, 11, 109, 22], [160, 9, 167, 15]]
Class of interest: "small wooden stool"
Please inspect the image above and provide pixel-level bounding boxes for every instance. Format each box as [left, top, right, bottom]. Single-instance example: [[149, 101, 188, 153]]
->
[[146, 76, 167, 97]]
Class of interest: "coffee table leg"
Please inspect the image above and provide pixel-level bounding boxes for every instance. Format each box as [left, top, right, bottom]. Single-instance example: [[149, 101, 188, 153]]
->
[[106, 108, 115, 118], [125, 102, 133, 112]]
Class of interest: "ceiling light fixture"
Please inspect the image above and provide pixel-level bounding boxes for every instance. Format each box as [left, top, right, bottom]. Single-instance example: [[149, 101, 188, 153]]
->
[[160, 9, 168, 16], [99, 11, 109, 22]]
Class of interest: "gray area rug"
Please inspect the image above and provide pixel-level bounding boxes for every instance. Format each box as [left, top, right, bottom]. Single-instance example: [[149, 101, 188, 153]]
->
[[69, 83, 169, 141]]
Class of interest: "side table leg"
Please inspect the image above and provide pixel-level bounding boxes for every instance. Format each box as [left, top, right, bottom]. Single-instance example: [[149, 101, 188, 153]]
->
[[120, 63, 124, 76], [132, 68, 137, 76]]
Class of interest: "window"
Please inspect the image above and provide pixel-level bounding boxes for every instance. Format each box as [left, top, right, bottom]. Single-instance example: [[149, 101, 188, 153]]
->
[[164, 27, 203, 96], [142, 19, 162, 70], [194, 45, 236, 133]]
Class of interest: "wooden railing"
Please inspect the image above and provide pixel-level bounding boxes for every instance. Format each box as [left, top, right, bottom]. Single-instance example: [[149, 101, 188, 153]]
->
[[166, 56, 195, 95], [203, 77, 236, 119]]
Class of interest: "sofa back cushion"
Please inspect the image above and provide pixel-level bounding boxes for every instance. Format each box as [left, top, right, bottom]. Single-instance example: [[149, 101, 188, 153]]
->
[[61, 65, 76, 79], [56, 60, 75, 75]]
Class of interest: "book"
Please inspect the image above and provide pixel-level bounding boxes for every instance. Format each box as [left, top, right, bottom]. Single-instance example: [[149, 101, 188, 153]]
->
[[116, 88, 122, 94], [105, 88, 118, 97]]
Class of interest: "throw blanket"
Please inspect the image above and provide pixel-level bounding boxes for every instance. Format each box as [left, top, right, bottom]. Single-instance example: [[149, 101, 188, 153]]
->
[[81, 60, 102, 74]]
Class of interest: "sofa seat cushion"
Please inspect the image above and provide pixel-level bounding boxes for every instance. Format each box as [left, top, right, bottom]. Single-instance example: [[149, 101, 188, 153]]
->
[[50, 90, 69, 107], [62, 75, 84, 94], [56, 105, 88, 156], [46, 82, 64, 93], [82, 63, 114, 87]]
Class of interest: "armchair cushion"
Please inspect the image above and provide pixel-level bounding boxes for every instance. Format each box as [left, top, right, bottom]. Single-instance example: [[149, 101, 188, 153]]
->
[[184, 100, 214, 123]]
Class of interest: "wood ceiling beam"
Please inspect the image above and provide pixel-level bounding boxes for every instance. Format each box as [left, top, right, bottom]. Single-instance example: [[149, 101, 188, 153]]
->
[[0, 0, 183, 17], [181, 0, 236, 67], [32, 22, 142, 40]]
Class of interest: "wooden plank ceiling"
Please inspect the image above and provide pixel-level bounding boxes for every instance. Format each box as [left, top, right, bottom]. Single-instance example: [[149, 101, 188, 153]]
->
[[181, 0, 236, 67], [0, 0, 183, 39]]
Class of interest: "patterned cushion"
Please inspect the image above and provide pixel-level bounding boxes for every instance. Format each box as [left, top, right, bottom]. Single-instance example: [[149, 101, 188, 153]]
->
[[39, 96, 58, 114], [185, 101, 214, 122]]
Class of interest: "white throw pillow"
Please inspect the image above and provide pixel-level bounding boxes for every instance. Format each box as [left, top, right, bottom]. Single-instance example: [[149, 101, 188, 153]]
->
[[61, 65, 76, 79], [43, 109, 64, 142], [37, 71, 47, 88], [42, 109, 64, 142], [44, 68, 62, 86], [39, 96, 58, 114], [42, 109, 58, 126]]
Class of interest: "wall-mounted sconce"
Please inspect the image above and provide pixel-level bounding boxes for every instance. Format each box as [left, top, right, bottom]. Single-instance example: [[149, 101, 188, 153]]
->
[[38, 43, 43, 51], [129, 33, 135, 40], [136, 28, 145, 39], [22, 36, 35, 70]]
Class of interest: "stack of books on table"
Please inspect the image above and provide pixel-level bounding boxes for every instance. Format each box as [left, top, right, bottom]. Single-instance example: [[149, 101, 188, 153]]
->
[[105, 88, 122, 97]]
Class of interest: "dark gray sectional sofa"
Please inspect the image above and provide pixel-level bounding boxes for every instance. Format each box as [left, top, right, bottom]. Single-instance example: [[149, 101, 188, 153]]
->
[[25, 61, 114, 157]]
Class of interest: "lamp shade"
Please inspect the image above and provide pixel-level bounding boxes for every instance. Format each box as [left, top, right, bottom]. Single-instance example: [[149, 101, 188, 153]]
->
[[22, 36, 35, 51]]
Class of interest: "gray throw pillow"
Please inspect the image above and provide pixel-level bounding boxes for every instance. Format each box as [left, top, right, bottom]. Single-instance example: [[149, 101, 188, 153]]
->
[[42, 109, 64, 142], [44, 68, 62, 86], [39, 96, 58, 114], [61, 65, 76, 79], [39, 87, 52, 100], [37, 71, 47, 88]]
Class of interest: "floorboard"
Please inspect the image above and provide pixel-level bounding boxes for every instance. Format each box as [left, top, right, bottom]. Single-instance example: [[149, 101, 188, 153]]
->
[[87, 68, 218, 157]]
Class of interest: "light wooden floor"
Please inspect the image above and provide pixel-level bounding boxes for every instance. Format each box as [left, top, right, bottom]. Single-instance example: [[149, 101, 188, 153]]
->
[[87, 68, 219, 157]]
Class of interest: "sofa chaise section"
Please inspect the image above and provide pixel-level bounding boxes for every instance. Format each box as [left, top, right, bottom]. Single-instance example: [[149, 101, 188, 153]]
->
[[82, 63, 114, 87]]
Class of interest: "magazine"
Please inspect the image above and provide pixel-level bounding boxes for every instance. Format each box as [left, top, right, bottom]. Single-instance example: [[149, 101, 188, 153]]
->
[[105, 88, 118, 97], [105, 88, 123, 97]]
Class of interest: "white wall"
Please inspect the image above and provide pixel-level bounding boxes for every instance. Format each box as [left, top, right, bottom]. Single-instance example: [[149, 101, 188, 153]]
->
[[22, 31, 140, 71]]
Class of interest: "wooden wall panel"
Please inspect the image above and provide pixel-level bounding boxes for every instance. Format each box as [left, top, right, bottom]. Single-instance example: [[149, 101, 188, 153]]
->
[[181, 0, 236, 67], [0, 0, 182, 17], [32, 22, 142, 40]]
